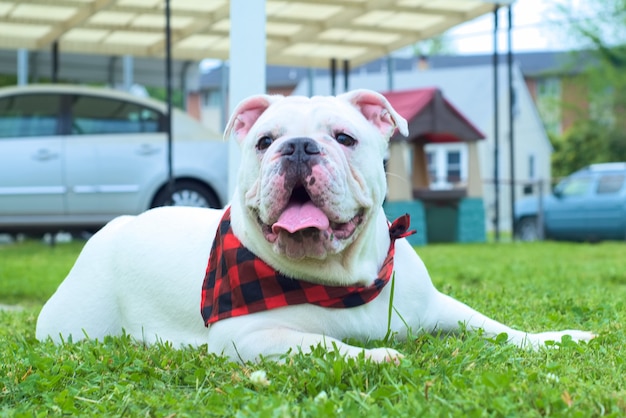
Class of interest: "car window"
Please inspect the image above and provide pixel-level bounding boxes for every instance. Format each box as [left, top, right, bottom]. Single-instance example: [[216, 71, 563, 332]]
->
[[555, 176, 593, 197], [0, 94, 61, 138], [596, 174, 625, 194], [70, 95, 163, 135]]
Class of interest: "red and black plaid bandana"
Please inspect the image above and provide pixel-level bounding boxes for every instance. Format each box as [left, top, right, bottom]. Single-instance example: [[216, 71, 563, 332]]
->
[[200, 207, 415, 326]]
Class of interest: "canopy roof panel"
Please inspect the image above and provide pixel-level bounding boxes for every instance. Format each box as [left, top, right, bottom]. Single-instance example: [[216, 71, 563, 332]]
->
[[0, 0, 509, 68]]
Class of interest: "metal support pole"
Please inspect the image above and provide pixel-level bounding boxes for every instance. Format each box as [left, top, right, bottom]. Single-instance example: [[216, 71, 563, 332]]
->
[[343, 59, 350, 93], [307, 67, 314, 97], [507, 5, 516, 240], [107, 56, 117, 86], [123, 54, 133, 91], [31, 51, 40, 82], [165, 0, 174, 202], [492, 5, 500, 241], [181, 60, 192, 111], [220, 61, 229, 131], [386, 55, 394, 91], [17, 49, 28, 85], [51, 41, 59, 83], [330, 58, 337, 95]]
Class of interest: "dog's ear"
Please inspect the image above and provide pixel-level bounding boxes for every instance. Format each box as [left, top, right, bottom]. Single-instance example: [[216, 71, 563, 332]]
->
[[340, 89, 408, 140], [225, 95, 279, 143]]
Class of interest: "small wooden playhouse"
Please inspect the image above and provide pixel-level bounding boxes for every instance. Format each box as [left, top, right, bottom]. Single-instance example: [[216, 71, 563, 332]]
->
[[382, 87, 486, 245]]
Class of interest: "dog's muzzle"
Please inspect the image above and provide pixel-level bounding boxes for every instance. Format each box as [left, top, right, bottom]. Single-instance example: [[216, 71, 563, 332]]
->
[[279, 137, 321, 178], [255, 136, 364, 259], [270, 137, 329, 234]]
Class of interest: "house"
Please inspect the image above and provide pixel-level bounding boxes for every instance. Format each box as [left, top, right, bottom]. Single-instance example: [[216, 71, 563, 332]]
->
[[198, 50, 593, 136], [407, 51, 599, 137]]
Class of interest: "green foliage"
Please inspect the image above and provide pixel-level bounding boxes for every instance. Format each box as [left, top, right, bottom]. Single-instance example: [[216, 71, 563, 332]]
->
[[1, 240, 626, 415], [550, 120, 626, 177], [144, 86, 186, 110], [548, 0, 626, 175], [411, 34, 454, 57], [0, 74, 18, 88]]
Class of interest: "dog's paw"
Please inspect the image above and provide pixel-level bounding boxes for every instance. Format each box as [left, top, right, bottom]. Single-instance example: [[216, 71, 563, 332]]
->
[[522, 330, 596, 349], [363, 347, 404, 364]]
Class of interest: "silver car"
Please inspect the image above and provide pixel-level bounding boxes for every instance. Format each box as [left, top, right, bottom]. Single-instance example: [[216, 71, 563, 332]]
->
[[0, 84, 228, 235]]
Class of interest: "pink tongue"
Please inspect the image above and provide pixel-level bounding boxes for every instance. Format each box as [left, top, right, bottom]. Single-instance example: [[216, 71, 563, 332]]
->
[[272, 201, 330, 234]]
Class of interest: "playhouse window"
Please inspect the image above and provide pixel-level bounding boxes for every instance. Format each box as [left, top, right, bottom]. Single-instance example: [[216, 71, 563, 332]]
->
[[446, 151, 461, 182]]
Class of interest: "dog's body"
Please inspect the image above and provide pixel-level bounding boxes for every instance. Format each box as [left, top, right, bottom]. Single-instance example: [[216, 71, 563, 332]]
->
[[36, 90, 594, 362]]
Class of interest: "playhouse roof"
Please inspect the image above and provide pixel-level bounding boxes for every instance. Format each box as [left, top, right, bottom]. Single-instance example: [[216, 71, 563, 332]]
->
[[383, 88, 485, 143]]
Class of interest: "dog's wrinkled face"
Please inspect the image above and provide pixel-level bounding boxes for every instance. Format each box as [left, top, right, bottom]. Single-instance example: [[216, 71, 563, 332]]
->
[[227, 90, 408, 260]]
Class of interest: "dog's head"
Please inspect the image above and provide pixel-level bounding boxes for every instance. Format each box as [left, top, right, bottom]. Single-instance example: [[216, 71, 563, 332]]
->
[[226, 89, 407, 263]]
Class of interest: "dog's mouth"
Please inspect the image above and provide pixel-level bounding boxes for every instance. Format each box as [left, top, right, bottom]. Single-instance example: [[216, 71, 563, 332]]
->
[[259, 184, 364, 251]]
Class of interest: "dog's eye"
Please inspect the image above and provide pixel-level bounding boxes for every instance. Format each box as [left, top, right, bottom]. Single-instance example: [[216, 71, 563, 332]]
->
[[335, 133, 357, 147], [256, 136, 273, 151]]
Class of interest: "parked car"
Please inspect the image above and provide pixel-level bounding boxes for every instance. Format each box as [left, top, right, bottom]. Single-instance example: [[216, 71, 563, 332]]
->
[[514, 162, 626, 241], [0, 84, 228, 236]]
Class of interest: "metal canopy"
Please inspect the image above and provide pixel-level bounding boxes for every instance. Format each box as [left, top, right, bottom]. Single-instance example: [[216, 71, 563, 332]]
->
[[0, 0, 508, 69]]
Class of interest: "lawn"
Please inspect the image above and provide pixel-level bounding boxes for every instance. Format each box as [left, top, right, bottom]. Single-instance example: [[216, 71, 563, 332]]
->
[[1, 239, 625, 416]]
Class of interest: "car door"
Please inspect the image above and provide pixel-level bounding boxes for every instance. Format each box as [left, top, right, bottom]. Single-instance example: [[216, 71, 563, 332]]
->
[[64, 94, 166, 215], [0, 93, 65, 216], [544, 175, 593, 240], [584, 173, 626, 240]]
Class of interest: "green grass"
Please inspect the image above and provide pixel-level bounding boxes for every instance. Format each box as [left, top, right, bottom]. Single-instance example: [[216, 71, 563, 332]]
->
[[0, 240, 84, 307], [1, 239, 626, 416]]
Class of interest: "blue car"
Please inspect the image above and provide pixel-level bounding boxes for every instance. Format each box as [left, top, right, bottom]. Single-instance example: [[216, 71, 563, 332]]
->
[[514, 163, 626, 241]]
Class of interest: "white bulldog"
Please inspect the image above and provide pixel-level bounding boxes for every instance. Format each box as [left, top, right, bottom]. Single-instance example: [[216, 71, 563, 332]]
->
[[36, 90, 594, 362]]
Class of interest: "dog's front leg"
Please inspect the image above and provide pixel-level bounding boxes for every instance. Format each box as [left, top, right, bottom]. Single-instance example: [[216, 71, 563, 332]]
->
[[207, 321, 401, 363], [426, 291, 595, 348]]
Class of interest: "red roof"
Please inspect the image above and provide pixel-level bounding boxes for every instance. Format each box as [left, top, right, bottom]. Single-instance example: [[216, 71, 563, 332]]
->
[[382, 88, 485, 143]]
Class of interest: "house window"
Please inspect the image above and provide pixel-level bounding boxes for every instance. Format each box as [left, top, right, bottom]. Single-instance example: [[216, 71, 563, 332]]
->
[[589, 86, 615, 128], [528, 154, 535, 179], [535, 77, 562, 136], [202, 90, 222, 107]]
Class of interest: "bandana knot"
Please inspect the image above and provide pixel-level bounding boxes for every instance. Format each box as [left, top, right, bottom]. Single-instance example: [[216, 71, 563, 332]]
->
[[200, 207, 415, 325]]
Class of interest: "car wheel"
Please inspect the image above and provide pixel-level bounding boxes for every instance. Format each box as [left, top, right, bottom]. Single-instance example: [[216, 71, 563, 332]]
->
[[151, 180, 221, 209], [516, 216, 540, 242]]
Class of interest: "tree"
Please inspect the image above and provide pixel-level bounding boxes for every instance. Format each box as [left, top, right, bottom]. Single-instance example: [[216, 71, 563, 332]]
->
[[549, 0, 626, 174], [144, 86, 185, 110], [550, 121, 626, 178], [411, 35, 454, 57]]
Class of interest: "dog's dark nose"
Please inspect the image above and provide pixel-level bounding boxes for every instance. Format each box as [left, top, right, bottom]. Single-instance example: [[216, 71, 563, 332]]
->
[[279, 137, 320, 163]]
